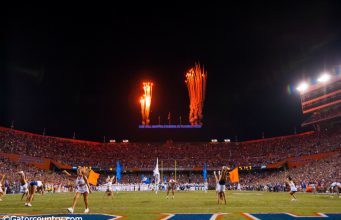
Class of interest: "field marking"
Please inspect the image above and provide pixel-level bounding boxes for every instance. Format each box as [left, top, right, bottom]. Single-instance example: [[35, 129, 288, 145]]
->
[[286, 212, 328, 217], [241, 213, 260, 220], [242, 212, 334, 219], [160, 213, 229, 220]]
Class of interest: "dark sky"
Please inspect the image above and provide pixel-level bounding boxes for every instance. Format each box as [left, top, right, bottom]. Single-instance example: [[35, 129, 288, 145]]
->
[[2, 2, 341, 141]]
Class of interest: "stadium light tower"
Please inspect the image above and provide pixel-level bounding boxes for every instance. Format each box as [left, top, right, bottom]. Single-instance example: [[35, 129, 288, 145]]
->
[[296, 82, 309, 93], [317, 72, 331, 83]]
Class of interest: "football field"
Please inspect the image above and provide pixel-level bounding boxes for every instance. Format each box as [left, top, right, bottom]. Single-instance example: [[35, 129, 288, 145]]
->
[[0, 191, 341, 219]]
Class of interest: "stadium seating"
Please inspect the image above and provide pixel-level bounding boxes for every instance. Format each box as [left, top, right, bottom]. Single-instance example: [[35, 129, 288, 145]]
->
[[0, 126, 340, 192], [1, 126, 340, 170]]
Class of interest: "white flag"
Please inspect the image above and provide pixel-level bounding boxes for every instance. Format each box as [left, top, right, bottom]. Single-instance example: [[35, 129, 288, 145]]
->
[[153, 158, 160, 184]]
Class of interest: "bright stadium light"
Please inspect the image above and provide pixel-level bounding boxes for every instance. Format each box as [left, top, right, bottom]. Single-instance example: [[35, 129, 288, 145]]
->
[[224, 139, 230, 143], [317, 72, 331, 83], [211, 139, 218, 143], [296, 82, 309, 92]]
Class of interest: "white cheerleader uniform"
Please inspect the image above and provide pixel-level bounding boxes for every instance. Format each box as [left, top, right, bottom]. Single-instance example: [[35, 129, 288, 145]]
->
[[217, 179, 226, 192], [218, 184, 226, 192], [0, 182, 3, 193], [106, 182, 112, 191], [21, 183, 28, 193], [289, 181, 297, 192], [36, 181, 43, 187], [331, 182, 341, 190], [76, 176, 89, 194], [331, 182, 340, 187]]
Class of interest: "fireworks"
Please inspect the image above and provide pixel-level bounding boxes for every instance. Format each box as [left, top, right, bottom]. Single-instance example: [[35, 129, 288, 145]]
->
[[140, 82, 153, 125], [138, 63, 207, 127], [185, 63, 207, 125]]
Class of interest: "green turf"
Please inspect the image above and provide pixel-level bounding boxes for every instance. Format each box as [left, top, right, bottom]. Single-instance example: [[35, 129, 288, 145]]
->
[[0, 191, 340, 219]]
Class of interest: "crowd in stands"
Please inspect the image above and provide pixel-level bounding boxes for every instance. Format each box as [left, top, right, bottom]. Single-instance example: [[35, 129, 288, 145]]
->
[[1, 126, 340, 170], [0, 157, 71, 194], [303, 106, 341, 126], [0, 152, 340, 193], [237, 152, 341, 192], [0, 125, 340, 194]]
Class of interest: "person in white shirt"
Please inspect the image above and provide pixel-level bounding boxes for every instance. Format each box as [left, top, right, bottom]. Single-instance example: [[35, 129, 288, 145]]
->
[[286, 176, 297, 201], [330, 182, 341, 198], [25, 180, 44, 207], [64, 167, 92, 214], [105, 175, 115, 197], [18, 171, 29, 201], [0, 174, 5, 201]]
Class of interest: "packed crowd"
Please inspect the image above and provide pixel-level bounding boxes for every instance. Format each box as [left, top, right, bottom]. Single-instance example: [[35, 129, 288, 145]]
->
[[0, 125, 340, 194], [236, 152, 341, 192], [303, 106, 341, 126], [1, 126, 340, 170], [0, 160, 210, 194], [0, 158, 72, 194], [0, 152, 340, 193]]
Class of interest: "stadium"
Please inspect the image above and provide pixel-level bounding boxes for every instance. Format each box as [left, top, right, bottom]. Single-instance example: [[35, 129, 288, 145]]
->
[[1, 3, 341, 220]]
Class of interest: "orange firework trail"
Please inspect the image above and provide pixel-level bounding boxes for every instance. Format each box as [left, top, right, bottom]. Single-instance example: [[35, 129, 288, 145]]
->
[[185, 63, 207, 125], [140, 82, 153, 125]]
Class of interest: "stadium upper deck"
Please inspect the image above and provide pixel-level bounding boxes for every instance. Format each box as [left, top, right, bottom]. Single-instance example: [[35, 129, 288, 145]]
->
[[0, 125, 340, 171]]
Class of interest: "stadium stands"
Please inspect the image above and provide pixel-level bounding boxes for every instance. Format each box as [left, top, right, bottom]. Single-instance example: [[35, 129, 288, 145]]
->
[[1, 126, 340, 169], [0, 126, 340, 193]]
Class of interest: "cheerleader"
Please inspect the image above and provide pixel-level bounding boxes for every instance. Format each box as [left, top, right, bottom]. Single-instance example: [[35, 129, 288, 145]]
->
[[64, 167, 92, 214], [18, 171, 29, 201], [166, 178, 176, 199], [25, 180, 44, 207], [330, 182, 341, 198], [286, 176, 297, 201], [105, 175, 116, 197], [204, 181, 208, 193], [216, 167, 228, 205], [0, 174, 5, 201], [213, 171, 220, 195]]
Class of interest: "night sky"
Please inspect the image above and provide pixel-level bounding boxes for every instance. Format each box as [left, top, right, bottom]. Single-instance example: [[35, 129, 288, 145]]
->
[[2, 2, 341, 141]]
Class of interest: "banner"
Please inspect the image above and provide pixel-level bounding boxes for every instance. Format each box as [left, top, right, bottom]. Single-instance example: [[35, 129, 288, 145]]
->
[[153, 158, 160, 184], [116, 161, 122, 182], [51, 160, 72, 170], [267, 151, 337, 168], [203, 163, 207, 182], [88, 170, 100, 185], [0, 153, 50, 170], [229, 168, 239, 183]]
